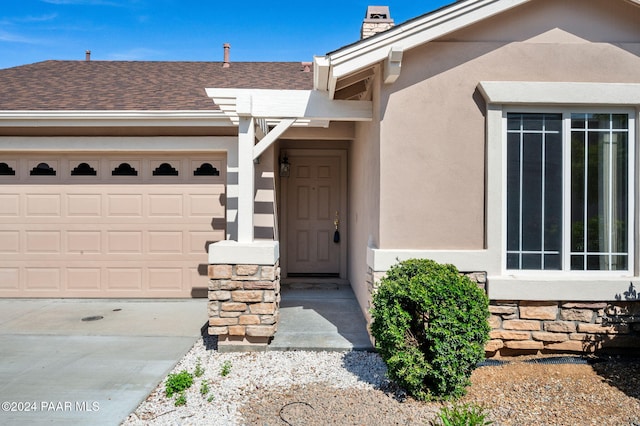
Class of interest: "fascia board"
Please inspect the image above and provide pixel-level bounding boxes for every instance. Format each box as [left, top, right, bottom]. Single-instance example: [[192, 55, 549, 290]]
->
[[328, 0, 531, 80], [0, 110, 230, 127]]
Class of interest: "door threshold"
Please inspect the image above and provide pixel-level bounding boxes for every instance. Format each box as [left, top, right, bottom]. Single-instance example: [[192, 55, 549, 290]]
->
[[287, 273, 339, 278], [281, 277, 350, 286]]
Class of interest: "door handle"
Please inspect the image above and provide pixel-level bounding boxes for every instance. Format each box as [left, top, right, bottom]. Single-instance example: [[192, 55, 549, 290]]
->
[[333, 211, 340, 243]]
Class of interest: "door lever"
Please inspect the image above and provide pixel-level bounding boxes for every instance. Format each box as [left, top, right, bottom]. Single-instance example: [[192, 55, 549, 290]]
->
[[333, 211, 340, 243]]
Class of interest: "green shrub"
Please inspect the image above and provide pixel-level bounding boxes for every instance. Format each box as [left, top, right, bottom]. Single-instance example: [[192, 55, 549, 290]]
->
[[220, 360, 232, 377], [431, 402, 493, 426], [174, 392, 187, 407], [194, 358, 204, 378], [165, 370, 194, 398], [200, 380, 210, 396], [370, 258, 490, 400]]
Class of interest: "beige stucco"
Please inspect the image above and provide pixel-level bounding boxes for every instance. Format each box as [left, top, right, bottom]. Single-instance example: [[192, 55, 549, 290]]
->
[[341, 0, 640, 311], [348, 70, 383, 314], [374, 0, 640, 250]]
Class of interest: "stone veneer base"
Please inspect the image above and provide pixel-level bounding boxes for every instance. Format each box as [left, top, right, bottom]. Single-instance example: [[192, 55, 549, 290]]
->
[[208, 262, 280, 350], [487, 300, 640, 356], [366, 268, 640, 356]]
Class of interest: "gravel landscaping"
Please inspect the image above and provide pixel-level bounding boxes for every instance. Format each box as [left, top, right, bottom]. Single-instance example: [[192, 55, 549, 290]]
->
[[123, 337, 640, 425]]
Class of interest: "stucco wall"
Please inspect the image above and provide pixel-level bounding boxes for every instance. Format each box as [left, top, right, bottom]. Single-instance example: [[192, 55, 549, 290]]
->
[[376, 0, 640, 250], [348, 71, 383, 317]]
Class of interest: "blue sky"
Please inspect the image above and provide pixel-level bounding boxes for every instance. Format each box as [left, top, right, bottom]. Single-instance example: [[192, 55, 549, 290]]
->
[[0, 0, 451, 69]]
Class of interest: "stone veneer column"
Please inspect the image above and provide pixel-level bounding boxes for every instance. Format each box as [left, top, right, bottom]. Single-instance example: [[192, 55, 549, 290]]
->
[[208, 263, 280, 348], [208, 241, 280, 351]]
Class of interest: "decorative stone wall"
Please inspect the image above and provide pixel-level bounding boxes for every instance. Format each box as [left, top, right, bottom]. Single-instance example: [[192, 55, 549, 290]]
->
[[487, 301, 640, 355], [207, 262, 280, 341]]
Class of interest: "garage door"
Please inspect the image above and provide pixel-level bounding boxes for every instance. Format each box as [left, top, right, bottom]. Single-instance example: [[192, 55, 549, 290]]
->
[[0, 154, 225, 298]]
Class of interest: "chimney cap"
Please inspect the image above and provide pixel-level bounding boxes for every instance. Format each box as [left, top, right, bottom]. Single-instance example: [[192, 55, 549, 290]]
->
[[361, 6, 394, 39], [364, 6, 392, 21]]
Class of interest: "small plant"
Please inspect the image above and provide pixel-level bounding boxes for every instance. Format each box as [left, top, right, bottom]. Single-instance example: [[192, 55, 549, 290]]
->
[[370, 258, 490, 401], [200, 380, 210, 396], [207, 395, 215, 403], [431, 402, 493, 426], [194, 358, 204, 378], [220, 360, 232, 377], [165, 370, 194, 398], [174, 392, 187, 407]]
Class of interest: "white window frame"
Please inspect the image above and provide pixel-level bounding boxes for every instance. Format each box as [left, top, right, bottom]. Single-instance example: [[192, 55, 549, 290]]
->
[[503, 107, 635, 275], [479, 81, 640, 301]]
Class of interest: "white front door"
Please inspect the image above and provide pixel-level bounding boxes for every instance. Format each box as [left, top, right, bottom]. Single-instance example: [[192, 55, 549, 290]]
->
[[284, 153, 344, 277]]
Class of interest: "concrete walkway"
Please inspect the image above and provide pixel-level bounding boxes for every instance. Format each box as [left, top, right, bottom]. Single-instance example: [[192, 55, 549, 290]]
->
[[0, 285, 373, 425], [269, 282, 374, 351], [0, 299, 208, 426]]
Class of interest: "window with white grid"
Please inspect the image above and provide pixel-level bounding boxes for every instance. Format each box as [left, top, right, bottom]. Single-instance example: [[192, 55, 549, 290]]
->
[[506, 112, 632, 272]]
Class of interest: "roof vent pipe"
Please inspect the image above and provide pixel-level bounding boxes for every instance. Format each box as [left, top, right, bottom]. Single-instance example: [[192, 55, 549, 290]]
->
[[85, 50, 91, 61], [223, 43, 230, 68]]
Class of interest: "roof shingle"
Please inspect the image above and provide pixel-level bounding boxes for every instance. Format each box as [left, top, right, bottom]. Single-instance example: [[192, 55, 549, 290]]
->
[[0, 61, 314, 111]]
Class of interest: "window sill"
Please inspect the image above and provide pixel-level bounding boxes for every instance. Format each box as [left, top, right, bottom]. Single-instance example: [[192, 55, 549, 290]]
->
[[488, 275, 637, 301]]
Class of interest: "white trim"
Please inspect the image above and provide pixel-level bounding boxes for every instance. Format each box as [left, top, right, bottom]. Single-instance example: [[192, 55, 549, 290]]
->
[[488, 277, 637, 301], [237, 116, 256, 243], [367, 246, 496, 272], [313, 56, 330, 94], [209, 240, 280, 265], [478, 82, 640, 106], [253, 119, 296, 160], [482, 83, 640, 300], [0, 136, 236, 151], [383, 46, 403, 85], [0, 110, 229, 127], [207, 89, 372, 122]]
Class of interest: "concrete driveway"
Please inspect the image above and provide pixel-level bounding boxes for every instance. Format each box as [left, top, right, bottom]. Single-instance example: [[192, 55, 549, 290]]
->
[[0, 299, 208, 426]]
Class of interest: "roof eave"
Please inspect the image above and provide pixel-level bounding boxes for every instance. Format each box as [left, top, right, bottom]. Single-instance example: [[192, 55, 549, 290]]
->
[[315, 0, 533, 94]]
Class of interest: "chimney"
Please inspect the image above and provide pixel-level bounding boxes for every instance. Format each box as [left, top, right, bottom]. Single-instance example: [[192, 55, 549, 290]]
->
[[361, 6, 394, 39], [85, 50, 91, 62], [222, 43, 230, 68]]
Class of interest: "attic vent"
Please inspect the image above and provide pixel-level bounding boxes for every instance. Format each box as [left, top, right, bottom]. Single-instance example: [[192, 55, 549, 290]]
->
[[361, 6, 394, 39]]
